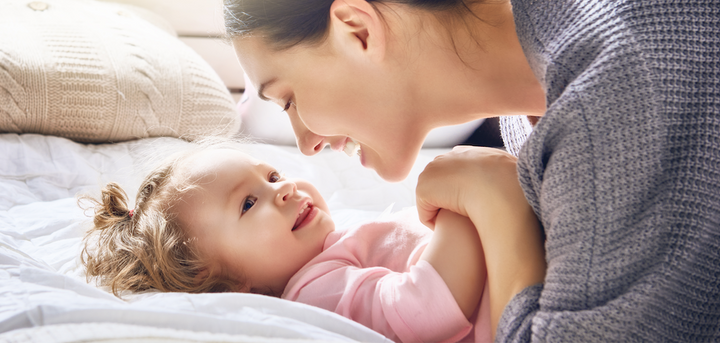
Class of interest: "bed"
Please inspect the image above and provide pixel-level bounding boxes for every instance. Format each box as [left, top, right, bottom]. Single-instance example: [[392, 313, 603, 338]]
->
[[0, 0, 480, 341]]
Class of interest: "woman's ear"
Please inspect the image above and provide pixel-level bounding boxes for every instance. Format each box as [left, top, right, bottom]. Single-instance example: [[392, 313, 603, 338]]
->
[[329, 0, 386, 63]]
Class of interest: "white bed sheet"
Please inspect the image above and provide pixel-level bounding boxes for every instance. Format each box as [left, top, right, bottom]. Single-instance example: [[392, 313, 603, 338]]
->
[[0, 133, 447, 342]]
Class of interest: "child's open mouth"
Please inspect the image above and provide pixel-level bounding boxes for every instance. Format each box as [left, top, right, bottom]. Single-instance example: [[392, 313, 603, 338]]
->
[[292, 202, 315, 231]]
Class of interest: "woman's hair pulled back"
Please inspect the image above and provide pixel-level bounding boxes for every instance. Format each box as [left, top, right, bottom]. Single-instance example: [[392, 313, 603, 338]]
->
[[224, 0, 483, 50], [81, 137, 248, 297]]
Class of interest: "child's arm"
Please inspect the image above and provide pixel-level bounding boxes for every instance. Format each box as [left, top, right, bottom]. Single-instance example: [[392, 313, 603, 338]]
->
[[284, 212, 485, 342], [419, 209, 486, 319], [416, 146, 546, 339]]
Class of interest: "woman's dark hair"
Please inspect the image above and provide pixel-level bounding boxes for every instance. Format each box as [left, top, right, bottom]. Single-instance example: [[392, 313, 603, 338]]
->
[[224, 0, 483, 50]]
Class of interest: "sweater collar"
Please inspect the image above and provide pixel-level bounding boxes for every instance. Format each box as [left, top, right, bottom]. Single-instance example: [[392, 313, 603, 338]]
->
[[510, 0, 549, 92]]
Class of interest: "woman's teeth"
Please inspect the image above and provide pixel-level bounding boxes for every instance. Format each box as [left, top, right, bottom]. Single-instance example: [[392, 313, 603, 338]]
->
[[344, 139, 361, 157]]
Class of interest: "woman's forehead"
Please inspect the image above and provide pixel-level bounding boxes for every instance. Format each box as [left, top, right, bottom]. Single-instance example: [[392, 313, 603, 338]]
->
[[232, 36, 276, 86], [232, 35, 330, 88]]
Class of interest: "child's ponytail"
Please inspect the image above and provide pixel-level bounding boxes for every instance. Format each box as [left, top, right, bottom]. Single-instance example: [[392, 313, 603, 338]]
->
[[81, 181, 143, 296], [94, 182, 134, 229]]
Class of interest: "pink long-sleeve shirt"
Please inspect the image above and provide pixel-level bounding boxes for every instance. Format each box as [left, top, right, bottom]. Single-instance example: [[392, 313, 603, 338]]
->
[[282, 213, 491, 343]]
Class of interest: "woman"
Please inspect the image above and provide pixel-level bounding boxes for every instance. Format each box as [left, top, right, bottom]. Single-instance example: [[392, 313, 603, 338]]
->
[[224, 0, 720, 341]]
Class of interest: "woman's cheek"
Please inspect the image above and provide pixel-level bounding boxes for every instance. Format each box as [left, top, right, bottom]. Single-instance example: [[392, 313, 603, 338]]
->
[[305, 94, 360, 134], [303, 112, 342, 136]]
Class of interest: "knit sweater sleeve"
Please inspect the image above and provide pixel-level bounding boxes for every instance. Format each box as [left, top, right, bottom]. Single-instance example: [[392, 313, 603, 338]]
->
[[497, 86, 671, 341], [497, 0, 720, 341]]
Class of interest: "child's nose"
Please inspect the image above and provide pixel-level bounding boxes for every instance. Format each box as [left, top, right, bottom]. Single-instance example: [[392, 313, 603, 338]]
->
[[275, 181, 297, 205]]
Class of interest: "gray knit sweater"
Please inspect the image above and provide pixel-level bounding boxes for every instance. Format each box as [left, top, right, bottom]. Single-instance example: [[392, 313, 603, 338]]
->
[[497, 0, 720, 341]]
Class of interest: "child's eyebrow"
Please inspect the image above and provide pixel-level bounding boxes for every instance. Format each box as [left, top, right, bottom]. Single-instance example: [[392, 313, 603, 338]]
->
[[226, 181, 246, 207]]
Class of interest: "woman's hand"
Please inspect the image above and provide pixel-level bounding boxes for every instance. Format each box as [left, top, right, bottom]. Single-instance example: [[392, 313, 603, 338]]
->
[[416, 146, 524, 229], [416, 146, 546, 338]]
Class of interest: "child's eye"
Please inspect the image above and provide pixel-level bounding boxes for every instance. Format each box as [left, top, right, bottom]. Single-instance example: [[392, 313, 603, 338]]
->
[[268, 171, 282, 183], [242, 196, 256, 214]]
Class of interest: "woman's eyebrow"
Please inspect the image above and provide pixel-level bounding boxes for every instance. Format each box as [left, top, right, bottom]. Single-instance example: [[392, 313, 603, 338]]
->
[[257, 78, 277, 102]]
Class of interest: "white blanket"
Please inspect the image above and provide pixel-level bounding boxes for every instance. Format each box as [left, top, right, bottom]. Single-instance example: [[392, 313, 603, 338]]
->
[[0, 133, 446, 342]]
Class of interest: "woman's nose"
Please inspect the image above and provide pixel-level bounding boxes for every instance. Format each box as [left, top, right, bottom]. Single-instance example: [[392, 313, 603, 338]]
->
[[288, 111, 326, 156], [275, 180, 297, 205]]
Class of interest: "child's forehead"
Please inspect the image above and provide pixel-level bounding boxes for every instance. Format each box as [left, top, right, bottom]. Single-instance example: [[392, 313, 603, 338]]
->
[[180, 148, 261, 176], [194, 148, 257, 164]]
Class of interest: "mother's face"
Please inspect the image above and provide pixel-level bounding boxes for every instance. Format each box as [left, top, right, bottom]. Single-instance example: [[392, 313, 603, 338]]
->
[[233, 36, 429, 182]]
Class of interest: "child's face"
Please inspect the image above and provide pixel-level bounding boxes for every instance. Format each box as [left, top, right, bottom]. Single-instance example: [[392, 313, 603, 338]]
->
[[175, 148, 335, 294]]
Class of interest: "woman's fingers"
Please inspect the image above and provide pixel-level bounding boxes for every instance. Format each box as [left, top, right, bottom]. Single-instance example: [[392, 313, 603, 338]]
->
[[416, 198, 441, 229], [416, 150, 468, 228], [416, 146, 520, 229]]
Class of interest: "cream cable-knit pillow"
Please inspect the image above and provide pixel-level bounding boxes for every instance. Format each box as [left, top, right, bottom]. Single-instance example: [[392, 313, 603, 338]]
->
[[0, 0, 240, 143]]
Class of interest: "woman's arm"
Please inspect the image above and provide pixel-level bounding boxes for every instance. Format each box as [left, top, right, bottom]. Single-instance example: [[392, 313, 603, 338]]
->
[[419, 209, 486, 319], [416, 146, 546, 339]]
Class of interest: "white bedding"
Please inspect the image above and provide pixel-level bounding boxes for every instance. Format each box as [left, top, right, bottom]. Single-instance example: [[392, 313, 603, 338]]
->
[[0, 133, 447, 342]]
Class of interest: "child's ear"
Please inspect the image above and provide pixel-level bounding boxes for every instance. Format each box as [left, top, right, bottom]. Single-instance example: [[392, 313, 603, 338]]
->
[[193, 267, 212, 286], [194, 264, 253, 293], [328, 0, 386, 63]]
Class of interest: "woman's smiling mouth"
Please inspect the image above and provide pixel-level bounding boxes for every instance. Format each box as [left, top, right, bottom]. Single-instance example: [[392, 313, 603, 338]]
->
[[343, 138, 360, 157]]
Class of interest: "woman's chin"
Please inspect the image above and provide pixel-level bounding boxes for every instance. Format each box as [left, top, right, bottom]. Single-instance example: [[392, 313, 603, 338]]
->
[[372, 159, 414, 183], [361, 140, 422, 182]]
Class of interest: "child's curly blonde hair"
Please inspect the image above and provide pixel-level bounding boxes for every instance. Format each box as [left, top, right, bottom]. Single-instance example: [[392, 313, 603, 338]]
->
[[80, 138, 246, 297]]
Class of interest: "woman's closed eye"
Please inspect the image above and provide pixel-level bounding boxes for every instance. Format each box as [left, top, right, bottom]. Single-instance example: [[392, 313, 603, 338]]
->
[[283, 99, 295, 112]]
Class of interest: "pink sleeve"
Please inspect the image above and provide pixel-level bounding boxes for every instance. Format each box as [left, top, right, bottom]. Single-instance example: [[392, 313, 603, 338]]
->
[[285, 260, 472, 343]]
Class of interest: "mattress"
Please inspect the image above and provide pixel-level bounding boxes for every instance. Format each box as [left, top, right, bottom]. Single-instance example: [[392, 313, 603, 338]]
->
[[0, 133, 446, 342]]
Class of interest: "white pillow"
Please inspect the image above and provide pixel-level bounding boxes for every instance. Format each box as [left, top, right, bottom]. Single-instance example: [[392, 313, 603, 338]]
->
[[237, 73, 483, 148], [0, 0, 239, 143]]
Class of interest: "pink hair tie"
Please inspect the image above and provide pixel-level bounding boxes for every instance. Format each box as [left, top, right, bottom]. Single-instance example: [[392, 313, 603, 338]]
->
[[128, 209, 134, 218]]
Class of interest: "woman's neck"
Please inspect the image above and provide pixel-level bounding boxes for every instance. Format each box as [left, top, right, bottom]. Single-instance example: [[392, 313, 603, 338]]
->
[[387, 1, 546, 130]]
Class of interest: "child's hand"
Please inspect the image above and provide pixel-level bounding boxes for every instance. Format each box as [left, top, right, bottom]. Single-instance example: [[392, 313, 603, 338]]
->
[[416, 146, 525, 229]]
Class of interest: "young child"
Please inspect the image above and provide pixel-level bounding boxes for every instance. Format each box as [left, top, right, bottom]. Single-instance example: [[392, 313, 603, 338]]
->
[[81, 138, 530, 343]]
